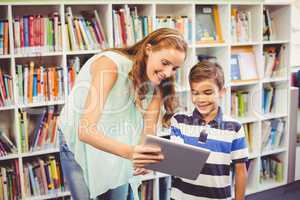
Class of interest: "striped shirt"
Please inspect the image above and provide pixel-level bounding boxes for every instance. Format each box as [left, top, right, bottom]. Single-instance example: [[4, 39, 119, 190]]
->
[[170, 108, 248, 200]]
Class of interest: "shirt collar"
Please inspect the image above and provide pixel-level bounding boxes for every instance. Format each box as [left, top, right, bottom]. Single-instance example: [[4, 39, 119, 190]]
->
[[192, 107, 223, 127]]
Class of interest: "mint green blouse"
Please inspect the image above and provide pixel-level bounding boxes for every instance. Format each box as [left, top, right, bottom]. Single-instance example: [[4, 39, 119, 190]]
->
[[58, 51, 151, 199]]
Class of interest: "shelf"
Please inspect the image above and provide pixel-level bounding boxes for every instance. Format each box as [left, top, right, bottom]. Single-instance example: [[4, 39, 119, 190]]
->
[[0, 105, 16, 111], [230, 80, 260, 87], [0, 153, 19, 161], [21, 148, 60, 158], [262, 40, 289, 45], [248, 153, 259, 159], [14, 51, 63, 58], [66, 49, 102, 55], [23, 191, 71, 200], [194, 43, 228, 48], [233, 116, 259, 124], [230, 41, 260, 46], [155, 172, 170, 179], [260, 113, 288, 121], [258, 180, 286, 193], [17, 100, 65, 108], [262, 77, 288, 83], [140, 171, 156, 182], [261, 147, 286, 157], [0, 54, 11, 59]]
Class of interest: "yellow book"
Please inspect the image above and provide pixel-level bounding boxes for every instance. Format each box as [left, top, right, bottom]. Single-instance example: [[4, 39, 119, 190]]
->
[[213, 5, 223, 42]]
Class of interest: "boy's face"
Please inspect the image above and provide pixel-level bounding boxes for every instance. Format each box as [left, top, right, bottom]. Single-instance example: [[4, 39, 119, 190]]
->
[[190, 79, 225, 117]]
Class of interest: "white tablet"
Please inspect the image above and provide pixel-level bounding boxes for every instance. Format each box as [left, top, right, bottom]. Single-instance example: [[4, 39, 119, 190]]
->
[[144, 135, 210, 180]]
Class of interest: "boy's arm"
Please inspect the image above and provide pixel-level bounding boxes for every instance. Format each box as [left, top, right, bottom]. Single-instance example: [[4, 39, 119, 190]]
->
[[234, 162, 248, 200]]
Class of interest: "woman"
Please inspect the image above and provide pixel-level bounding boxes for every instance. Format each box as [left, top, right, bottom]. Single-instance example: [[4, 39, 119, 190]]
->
[[57, 28, 188, 200]]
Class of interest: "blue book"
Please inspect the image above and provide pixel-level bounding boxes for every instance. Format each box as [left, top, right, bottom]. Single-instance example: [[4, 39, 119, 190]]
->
[[142, 16, 148, 37], [231, 54, 241, 80], [0, 21, 3, 53], [33, 74, 37, 99], [23, 16, 29, 48]]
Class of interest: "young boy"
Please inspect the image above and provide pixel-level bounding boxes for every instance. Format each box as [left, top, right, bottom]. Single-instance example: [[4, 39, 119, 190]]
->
[[170, 61, 248, 200]]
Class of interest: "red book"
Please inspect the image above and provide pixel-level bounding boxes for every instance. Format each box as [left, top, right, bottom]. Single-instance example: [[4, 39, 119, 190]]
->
[[118, 9, 127, 46], [40, 16, 44, 50], [28, 15, 34, 48], [0, 68, 7, 101], [19, 17, 24, 49]]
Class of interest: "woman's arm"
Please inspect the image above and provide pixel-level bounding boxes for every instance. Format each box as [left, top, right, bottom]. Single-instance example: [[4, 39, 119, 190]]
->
[[78, 56, 163, 163], [139, 89, 163, 143]]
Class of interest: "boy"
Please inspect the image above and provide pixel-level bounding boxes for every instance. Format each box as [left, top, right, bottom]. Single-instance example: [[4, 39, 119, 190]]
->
[[170, 61, 248, 200]]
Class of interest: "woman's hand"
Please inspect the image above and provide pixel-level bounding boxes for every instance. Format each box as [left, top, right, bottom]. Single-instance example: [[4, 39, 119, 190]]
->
[[133, 168, 151, 176], [131, 145, 164, 169]]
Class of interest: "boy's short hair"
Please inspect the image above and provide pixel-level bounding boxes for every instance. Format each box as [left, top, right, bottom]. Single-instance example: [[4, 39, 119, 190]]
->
[[189, 61, 225, 89]]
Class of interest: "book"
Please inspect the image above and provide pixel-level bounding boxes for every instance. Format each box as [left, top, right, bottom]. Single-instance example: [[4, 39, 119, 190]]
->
[[231, 46, 258, 81], [196, 5, 223, 43]]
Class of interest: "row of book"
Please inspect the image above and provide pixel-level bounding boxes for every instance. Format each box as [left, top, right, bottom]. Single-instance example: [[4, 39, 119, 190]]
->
[[231, 90, 249, 118], [291, 70, 300, 108], [231, 46, 258, 82], [113, 6, 153, 48], [156, 16, 192, 43], [0, 68, 14, 107], [263, 45, 286, 78], [66, 7, 106, 51], [0, 128, 17, 156], [263, 84, 276, 114], [0, 160, 21, 200], [18, 106, 59, 153], [13, 14, 62, 55], [243, 123, 253, 153], [16, 62, 64, 105], [0, 20, 9, 55], [23, 156, 65, 197], [139, 180, 154, 200], [263, 8, 276, 41], [196, 5, 223, 43], [231, 9, 252, 43], [261, 118, 285, 152], [67, 57, 81, 94], [260, 156, 283, 183]]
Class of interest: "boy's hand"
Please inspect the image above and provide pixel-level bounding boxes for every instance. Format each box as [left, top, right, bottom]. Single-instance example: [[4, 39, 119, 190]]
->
[[131, 145, 164, 168]]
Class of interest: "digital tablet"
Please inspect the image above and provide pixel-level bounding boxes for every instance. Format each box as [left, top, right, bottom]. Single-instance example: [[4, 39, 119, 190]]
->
[[144, 135, 210, 180]]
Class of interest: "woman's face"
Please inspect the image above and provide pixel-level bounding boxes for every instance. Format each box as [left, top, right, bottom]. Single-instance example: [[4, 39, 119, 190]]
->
[[145, 45, 186, 86]]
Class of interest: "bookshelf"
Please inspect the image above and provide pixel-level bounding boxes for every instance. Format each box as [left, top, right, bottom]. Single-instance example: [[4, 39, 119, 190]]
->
[[0, 1, 292, 200]]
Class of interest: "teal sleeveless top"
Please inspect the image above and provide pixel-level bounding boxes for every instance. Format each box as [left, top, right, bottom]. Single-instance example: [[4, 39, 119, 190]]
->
[[58, 51, 152, 199]]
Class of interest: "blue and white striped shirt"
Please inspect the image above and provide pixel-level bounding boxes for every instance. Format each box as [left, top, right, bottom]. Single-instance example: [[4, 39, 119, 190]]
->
[[170, 108, 248, 200]]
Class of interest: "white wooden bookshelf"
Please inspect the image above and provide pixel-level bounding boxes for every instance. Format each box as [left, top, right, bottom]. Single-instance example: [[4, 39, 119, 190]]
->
[[0, 1, 292, 200]]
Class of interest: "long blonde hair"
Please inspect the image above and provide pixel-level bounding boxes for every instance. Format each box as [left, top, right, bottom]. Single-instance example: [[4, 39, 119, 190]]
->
[[106, 28, 188, 127]]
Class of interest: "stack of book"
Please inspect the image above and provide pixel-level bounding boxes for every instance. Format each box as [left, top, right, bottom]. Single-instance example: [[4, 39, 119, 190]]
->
[[16, 62, 65, 105], [261, 118, 285, 151], [65, 7, 107, 51], [139, 180, 154, 200], [67, 56, 81, 94], [0, 20, 9, 55], [260, 156, 284, 183], [196, 5, 223, 43], [231, 8, 252, 43], [113, 5, 153, 47], [231, 46, 258, 82], [0, 68, 13, 107], [18, 106, 59, 153], [263, 45, 286, 78], [23, 156, 65, 197], [0, 160, 21, 200], [231, 90, 249, 118], [263, 8, 276, 41], [263, 84, 276, 114], [156, 16, 192, 43], [0, 128, 17, 156], [13, 13, 62, 55]]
